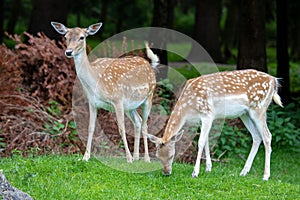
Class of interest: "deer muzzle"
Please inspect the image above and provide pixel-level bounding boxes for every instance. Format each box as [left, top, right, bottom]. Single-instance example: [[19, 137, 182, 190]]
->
[[65, 49, 73, 58]]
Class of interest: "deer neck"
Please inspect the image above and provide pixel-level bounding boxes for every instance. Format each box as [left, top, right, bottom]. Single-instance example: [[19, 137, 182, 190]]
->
[[73, 49, 102, 93], [73, 48, 99, 81], [163, 105, 186, 142]]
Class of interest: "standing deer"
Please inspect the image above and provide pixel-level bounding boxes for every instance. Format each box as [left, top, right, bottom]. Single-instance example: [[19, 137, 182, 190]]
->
[[51, 22, 158, 162], [147, 69, 283, 180]]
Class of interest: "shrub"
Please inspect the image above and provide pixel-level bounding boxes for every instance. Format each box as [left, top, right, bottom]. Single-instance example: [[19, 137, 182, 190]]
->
[[267, 99, 300, 151], [0, 93, 83, 157], [0, 44, 22, 98], [210, 120, 251, 159], [0, 33, 82, 157], [5, 32, 76, 107]]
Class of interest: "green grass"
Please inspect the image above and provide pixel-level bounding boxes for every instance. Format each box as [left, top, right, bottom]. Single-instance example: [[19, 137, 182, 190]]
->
[[0, 149, 299, 199]]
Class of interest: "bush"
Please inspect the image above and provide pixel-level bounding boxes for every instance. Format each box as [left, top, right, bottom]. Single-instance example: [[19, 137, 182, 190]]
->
[[267, 99, 300, 151], [5, 32, 76, 106], [0, 33, 82, 157], [211, 120, 251, 159], [0, 93, 83, 157]]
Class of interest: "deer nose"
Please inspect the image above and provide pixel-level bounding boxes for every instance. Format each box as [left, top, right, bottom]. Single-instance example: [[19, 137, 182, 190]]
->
[[162, 167, 172, 176], [65, 49, 73, 57], [162, 170, 171, 176]]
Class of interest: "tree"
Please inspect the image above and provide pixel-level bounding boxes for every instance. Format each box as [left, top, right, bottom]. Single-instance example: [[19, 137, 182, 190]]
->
[[223, 0, 240, 62], [289, 0, 300, 61], [6, 0, 21, 34], [0, 0, 4, 43], [188, 0, 223, 63], [237, 0, 267, 72], [276, 0, 290, 103], [150, 0, 176, 80], [115, 0, 127, 33], [28, 0, 68, 40], [99, 0, 109, 38]]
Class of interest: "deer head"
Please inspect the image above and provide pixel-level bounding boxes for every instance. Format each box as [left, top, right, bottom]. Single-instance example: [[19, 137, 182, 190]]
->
[[147, 130, 184, 175], [51, 22, 102, 58]]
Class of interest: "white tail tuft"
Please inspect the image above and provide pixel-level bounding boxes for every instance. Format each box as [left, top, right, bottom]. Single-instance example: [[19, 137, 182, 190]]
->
[[145, 41, 159, 68], [273, 92, 283, 107], [273, 78, 283, 107]]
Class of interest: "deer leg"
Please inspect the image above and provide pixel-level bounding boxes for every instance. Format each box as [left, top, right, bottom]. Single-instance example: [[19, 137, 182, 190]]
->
[[126, 110, 142, 161], [83, 103, 97, 161], [114, 102, 133, 163], [249, 111, 271, 180], [262, 117, 272, 180], [192, 117, 213, 178], [141, 96, 153, 162], [239, 113, 262, 176], [205, 139, 212, 172]]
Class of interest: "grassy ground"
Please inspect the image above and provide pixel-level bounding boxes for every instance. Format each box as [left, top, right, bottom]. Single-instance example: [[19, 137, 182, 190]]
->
[[0, 149, 299, 199]]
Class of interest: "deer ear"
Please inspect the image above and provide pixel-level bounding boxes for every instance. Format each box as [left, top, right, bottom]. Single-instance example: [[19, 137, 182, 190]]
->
[[51, 22, 68, 35], [170, 130, 184, 143], [86, 22, 102, 35], [146, 134, 163, 145]]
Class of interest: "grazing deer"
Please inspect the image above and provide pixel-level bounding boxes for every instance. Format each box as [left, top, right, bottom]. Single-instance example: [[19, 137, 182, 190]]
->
[[51, 22, 158, 162], [147, 69, 283, 180]]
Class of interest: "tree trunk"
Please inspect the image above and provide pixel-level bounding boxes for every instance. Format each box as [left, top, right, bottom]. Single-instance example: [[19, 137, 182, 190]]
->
[[6, 0, 21, 34], [223, 0, 240, 62], [115, 0, 128, 33], [188, 0, 223, 63], [98, 0, 109, 39], [290, 22, 300, 61], [276, 0, 290, 103], [0, 0, 4, 42], [289, 0, 300, 61], [237, 0, 267, 72], [28, 0, 68, 40], [167, 0, 176, 29], [73, 1, 82, 26], [150, 0, 176, 80]]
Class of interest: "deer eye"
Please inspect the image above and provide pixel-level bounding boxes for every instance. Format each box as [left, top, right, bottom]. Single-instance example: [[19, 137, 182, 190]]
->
[[79, 36, 84, 41]]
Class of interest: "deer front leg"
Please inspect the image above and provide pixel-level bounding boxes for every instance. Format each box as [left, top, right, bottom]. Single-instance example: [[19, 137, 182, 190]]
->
[[83, 103, 97, 161], [126, 110, 142, 161], [115, 102, 133, 163], [192, 118, 213, 178]]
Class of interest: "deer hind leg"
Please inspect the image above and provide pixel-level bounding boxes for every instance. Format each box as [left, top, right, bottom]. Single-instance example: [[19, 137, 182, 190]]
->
[[205, 139, 212, 172], [114, 102, 133, 163], [248, 110, 272, 180], [239, 113, 262, 176], [140, 95, 153, 162], [262, 121, 272, 180], [126, 110, 142, 161], [83, 103, 97, 161], [192, 117, 213, 178]]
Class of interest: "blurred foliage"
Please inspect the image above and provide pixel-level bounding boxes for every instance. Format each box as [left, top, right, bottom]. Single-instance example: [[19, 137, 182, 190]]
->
[[0, 0, 285, 47]]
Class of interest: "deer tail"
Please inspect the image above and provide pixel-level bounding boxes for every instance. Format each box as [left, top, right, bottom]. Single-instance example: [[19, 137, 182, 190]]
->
[[144, 41, 159, 68], [273, 78, 283, 107]]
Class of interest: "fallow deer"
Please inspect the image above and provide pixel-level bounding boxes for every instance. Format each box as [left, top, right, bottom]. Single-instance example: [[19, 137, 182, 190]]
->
[[51, 22, 158, 163], [147, 69, 283, 180]]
